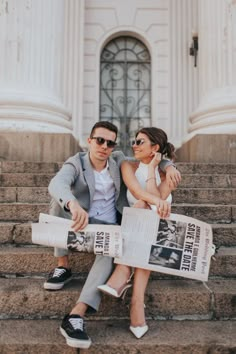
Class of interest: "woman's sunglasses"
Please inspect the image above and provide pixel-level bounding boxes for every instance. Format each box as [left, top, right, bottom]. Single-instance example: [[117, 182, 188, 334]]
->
[[131, 139, 145, 146], [91, 136, 117, 148]]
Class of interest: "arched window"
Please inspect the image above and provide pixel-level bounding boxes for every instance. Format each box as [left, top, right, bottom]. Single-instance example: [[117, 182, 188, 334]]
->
[[100, 36, 151, 155]]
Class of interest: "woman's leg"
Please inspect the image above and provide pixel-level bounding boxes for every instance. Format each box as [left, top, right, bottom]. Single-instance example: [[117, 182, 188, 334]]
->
[[130, 268, 151, 326], [105, 264, 132, 293], [100, 201, 150, 291]]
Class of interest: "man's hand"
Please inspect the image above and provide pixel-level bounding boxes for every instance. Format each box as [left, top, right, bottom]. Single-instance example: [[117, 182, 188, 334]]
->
[[68, 200, 89, 231], [165, 165, 181, 189]]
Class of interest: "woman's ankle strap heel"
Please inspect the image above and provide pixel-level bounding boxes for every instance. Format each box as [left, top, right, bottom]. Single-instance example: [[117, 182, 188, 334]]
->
[[97, 271, 134, 299], [97, 282, 132, 299]]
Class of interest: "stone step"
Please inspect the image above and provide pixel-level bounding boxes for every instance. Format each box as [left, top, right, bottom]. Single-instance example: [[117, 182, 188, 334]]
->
[[176, 162, 236, 174], [0, 187, 51, 203], [0, 161, 61, 173], [1, 173, 236, 188], [0, 319, 235, 354], [209, 247, 236, 277], [171, 204, 236, 223], [212, 224, 236, 246], [1, 160, 235, 174], [0, 222, 32, 244], [0, 247, 95, 275], [1, 159, 235, 354], [1, 222, 235, 246], [0, 173, 54, 187], [0, 246, 235, 278], [179, 174, 236, 188], [1, 277, 236, 319], [172, 188, 236, 204], [1, 186, 236, 204], [0, 204, 49, 222], [0, 203, 235, 223]]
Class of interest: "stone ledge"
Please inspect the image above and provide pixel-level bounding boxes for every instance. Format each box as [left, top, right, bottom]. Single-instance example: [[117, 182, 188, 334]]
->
[[0, 203, 234, 223], [1, 278, 236, 319], [1, 246, 236, 277], [1, 173, 235, 188], [175, 162, 236, 174], [0, 132, 82, 162], [1, 223, 236, 246], [0, 319, 235, 354], [176, 134, 236, 163], [2, 186, 236, 204], [0, 161, 61, 173]]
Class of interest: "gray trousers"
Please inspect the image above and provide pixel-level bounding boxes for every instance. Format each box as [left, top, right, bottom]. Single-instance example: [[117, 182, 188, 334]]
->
[[78, 252, 113, 313], [54, 216, 115, 313]]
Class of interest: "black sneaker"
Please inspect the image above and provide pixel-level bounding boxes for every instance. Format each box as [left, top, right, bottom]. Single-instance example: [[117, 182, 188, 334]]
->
[[43, 266, 72, 290], [60, 314, 92, 349]]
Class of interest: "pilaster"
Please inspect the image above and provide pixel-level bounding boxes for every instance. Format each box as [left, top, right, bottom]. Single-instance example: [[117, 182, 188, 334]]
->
[[189, 0, 236, 134], [0, 0, 71, 133]]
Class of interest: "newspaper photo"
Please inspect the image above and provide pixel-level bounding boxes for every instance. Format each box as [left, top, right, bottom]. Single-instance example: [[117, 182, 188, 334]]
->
[[32, 214, 123, 258], [115, 207, 215, 281]]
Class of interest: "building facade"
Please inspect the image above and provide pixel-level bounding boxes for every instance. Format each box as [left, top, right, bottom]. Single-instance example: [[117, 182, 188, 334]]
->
[[0, 0, 235, 161]]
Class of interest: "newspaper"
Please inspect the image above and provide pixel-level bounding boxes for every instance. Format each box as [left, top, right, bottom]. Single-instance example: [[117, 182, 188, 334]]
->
[[32, 208, 215, 281], [31, 214, 123, 258], [115, 207, 215, 282]]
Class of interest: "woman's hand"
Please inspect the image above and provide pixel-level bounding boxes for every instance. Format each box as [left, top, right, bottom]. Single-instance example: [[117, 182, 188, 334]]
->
[[133, 200, 151, 209], [149, 152, 162, 169], [154, 198, 171, 219]]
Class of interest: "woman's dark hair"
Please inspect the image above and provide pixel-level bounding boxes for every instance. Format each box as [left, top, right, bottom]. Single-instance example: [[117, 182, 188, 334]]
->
[[90, 121, 118, 139], [136, 127, 176, 160]]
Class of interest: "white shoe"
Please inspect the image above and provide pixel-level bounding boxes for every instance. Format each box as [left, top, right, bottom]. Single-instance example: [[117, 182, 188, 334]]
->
[[97, 283, 132, 299], [97, 271, 134, 299], [129, 324, 148, 339]]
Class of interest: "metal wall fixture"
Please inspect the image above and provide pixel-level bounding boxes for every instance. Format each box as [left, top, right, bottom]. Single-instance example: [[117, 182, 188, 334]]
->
[[189, 31, 198, 67]]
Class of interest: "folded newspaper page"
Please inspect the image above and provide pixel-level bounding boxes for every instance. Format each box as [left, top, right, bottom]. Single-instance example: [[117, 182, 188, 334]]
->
[[115, 207, 215, 281], [31, 214, 123, 258]]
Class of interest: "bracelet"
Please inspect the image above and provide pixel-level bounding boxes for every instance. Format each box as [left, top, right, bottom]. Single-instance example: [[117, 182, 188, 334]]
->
[[145, 177, 156, 182]]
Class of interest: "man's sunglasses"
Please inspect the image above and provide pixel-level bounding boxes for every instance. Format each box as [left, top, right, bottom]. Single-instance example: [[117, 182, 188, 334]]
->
[[131, 139, 145, 146], [91, 136, 117, 148]]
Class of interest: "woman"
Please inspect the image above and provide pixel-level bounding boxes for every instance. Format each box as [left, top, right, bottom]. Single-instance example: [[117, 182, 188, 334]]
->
[[98, 127, 177, 339]]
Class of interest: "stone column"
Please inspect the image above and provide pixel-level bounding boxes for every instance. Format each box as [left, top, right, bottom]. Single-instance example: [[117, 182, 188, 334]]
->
[[0, 0, 72, 133], [189, 0, 236, 134]]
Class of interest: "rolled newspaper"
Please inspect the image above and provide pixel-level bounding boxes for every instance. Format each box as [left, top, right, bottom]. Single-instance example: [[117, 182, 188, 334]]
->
[[32, 214, 123, 258]]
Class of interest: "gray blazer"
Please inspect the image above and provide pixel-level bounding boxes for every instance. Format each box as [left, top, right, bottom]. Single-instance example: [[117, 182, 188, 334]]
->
[[48, 151, 129, 222]]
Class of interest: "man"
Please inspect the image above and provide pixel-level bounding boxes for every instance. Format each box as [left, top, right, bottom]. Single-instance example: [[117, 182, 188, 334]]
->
[[45, 121, 181, 348]]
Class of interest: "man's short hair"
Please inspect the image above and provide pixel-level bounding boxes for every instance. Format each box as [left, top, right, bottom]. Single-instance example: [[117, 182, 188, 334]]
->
[[90, 121, 118, 139]]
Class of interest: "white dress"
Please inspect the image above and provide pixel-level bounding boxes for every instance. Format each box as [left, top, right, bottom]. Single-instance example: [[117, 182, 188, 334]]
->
[[126, 162, 172, 210]]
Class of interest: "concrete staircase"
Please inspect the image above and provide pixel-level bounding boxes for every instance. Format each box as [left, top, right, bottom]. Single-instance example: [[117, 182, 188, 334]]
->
[[0, 161, 236, 353]]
